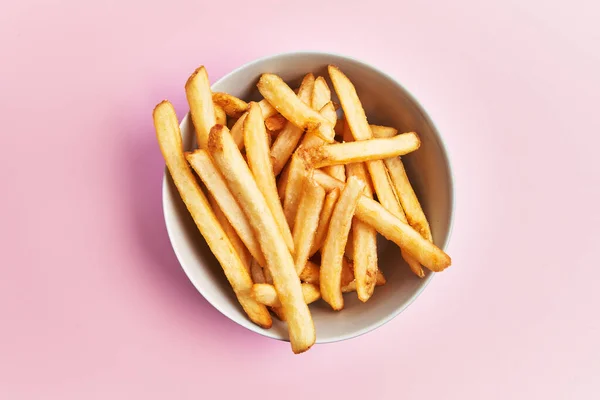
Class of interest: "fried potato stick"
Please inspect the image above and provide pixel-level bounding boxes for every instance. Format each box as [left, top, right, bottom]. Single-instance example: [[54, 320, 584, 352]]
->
[[320, 176, 365, 310], [292, 179, 326, 274], [252, 283, 321, 307], [185, 66, 216, 150], [208, 124, 315, 353], [154, 101, 271, 328], [313, 170, 451, 272], [244, 102, 295, 253]]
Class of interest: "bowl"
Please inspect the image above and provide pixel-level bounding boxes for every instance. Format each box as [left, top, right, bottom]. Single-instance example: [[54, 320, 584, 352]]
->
[[162, 51, 454, 343]]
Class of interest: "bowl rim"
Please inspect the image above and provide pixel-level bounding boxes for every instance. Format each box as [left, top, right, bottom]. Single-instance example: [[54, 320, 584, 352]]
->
[[161, 50, 455, 344]]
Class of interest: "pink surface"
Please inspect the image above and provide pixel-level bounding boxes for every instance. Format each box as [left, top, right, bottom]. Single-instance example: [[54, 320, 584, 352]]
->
[[1, 0, 599, 398]]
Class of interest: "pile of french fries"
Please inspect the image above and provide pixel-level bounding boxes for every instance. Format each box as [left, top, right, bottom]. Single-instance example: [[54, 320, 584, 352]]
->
[[153, 64, 452, 354]]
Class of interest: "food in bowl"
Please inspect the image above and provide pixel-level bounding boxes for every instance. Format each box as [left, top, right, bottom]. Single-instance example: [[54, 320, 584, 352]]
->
[[153, 63, 452, 354]]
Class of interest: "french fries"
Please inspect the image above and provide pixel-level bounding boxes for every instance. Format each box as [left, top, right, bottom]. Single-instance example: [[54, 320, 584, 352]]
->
[[258, 73, 334, 143], [346, 161, 379, 302], [154, 101, 271, 328], [214, 104, 227, 126], [292, 179, 326, 274], [244, 102, 295, 253], [265, 114, 287, 132], [185, 66, 216, 149], [300, 133, 421, 168], [208, 124, 315, 353], [300, 259, 386, 290], [320, 176, 365, 310], [186, 149, 266, 267], [282, 154, 309, 230], [212, 92, 248, 118], [156, 64, 453, 355], [270, 73, 315, 175], [333, 68, 426, 278], [252, 283, 321, 307], [385, 157, 433, 241], [208, 194, 251, 273], [313, 170, 451, 271], [309, 188, 340, 257]]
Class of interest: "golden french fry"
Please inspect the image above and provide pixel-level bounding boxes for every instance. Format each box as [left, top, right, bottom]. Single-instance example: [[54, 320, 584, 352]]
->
[[282, 154, 309, 230], [300, 101, 337, 149], [342, 272, 386, 293], [309, 187, 341, 257], [292, 179, 326, 274], [214, 104, 227, 126], [371, 125, 398, 138], [311, 76, 331, 111], [252, 283, 321, 307], [186, 149, 267, 267], [244, 102, 295, 253], [265, 114, 287, 132], [212, 92, 248, 118], [346, 161, 378, 301], [229, 112, 247, 149], [323, 164, 346, 182], [251, 259, 266, 284], [154, 101, 271, 328], [185, 66, 216, 149], [258, 99, 278, 119], [312, 170, 451, 272], [299, 260, 320, 284], [385, 157, 433, 242], [334, 69, 426, 278], [300, 133, 420, 168], [270, 73, 315, 175], [320, 176, 365, 310], [299, 259, 386, 289], [208, 194, 251, 273], [208, 124, 315, 353], [258, 73, 334, 143]]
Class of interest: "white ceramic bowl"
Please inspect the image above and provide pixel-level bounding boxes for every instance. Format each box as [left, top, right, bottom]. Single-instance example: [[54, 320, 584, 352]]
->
[[162, 52, 454, 343]]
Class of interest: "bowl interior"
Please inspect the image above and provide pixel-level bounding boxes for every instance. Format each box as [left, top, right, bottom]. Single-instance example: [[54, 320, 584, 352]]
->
[[162, 53, 453, 343]]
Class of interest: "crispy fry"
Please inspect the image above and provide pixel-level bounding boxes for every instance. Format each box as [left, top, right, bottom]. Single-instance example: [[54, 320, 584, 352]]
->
[[320, 176, 365, 310], [300, 101, 337, 149], [265, 114, 287, 132], [208, 124, 315, 353], [311, 76, 331, 111], [214, 104, 227, 126], [282, 154, 309, 230], [309, 187, 340, 257], [300, 133, 420, 168], [313, 170, 451, 272], [385, 157, 433, 242], [258, 99, 278, 119], [252, 283, 321, 307], [371, 125, 398, 138], [229, 112, 247, 149], [154, 101, 271, 328], [208, 194, 251, 273], [244, 102, 295, 253], [258, 73, 334, 142], [270, 74, 315, 175], [346, 161, 378, 301], [292, 179, 326, 274], [333, 68, 426, 277], [186, 149, 266, 267], [299, 260, 386, 289], [299, 260, 320, 284], [212, 92, 248, 118], [323, 164, 346, 182], [185, 66, 216, 149], [251, 259, 266, 284]]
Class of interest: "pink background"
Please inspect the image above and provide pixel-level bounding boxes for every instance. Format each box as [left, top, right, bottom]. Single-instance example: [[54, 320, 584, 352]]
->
[[1, 0, 599, 398]]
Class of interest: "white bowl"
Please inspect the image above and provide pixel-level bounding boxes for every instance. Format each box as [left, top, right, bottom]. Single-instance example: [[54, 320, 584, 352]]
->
[[162, 52, 454, 343]]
